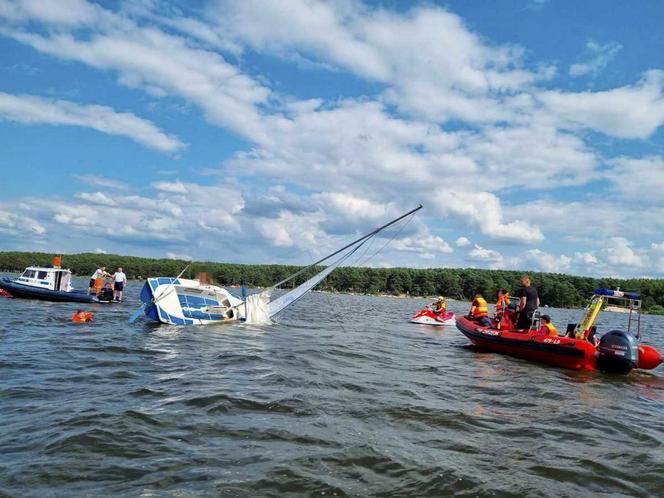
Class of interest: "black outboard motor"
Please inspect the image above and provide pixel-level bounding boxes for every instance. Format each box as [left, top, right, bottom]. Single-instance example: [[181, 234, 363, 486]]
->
[[596, 330, 639, 374]]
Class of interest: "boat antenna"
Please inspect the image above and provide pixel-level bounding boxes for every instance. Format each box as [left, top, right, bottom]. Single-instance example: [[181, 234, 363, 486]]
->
[[271, 204, 423, 289]]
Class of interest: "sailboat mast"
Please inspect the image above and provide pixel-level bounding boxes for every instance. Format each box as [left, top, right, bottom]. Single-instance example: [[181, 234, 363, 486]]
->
[[272, 204, 423, 289]]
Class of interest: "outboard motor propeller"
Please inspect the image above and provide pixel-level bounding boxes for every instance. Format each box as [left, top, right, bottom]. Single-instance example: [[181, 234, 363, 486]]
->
[[596, 330, 639, 374]]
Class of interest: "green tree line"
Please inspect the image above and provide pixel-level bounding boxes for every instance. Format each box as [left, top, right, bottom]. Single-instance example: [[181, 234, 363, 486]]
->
[[2, 251, 664, 312]]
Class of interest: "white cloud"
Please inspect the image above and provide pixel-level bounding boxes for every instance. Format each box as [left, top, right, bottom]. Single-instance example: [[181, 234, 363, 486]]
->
[[0, 209, 46, 236], [538, 70, 664, 139], [432, 190, 544, 244], [0, 92, 184, 152], [76, 192, 116, 206], [392, 233, 453, 258], [605, 237, 644, 268], [569, 40, 622, 77], [94, 247, 106, 254], [152, 180, 188, 194], [606, 156, 664, 204], [468, 244, 503, 263], [206, 1, 550, 123], [166, 252, 192, 261], [1, 9, 272, 140], [455, 236, 471, 247], [74, 174, 130, 190], [0, 0, 101, 26], [523, 249, 572, 273], [574, 252, 598, 265]]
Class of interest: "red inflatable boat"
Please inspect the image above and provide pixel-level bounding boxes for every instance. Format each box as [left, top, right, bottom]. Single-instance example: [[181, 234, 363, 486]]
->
[[456, 289, 662, 374]]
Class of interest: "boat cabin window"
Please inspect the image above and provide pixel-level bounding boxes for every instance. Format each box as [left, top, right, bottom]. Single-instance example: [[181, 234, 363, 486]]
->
[[37, 271, 48, 280], [22, 270, 36, 279]]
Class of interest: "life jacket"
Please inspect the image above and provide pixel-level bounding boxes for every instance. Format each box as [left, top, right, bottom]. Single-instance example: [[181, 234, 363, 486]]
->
[[472, 297, 489, 318], [540, 322, 557, 336], [496, 294, 509, 313], [94, 277, 104, 294], [434, 302, 447, 314], [72, 311, 93, 323]]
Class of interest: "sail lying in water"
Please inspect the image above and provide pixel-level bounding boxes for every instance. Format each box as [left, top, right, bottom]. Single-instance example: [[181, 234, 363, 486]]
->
[[131, 205, 423, 326], [267, 246, 362, 319]]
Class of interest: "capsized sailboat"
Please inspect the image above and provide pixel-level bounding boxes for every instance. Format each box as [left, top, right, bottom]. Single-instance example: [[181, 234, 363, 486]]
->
[[131, 205, 423, 326]]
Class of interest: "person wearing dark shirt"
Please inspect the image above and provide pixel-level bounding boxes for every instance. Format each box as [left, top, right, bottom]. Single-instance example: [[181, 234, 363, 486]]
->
[[516, 275, 539, 330]]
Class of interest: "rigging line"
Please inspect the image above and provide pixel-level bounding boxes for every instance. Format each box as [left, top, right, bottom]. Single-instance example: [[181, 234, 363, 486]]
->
[[357, 214, 412, 265], [354, 211, 417, 267], [271, 205, 423, 289], [346, 229, 380, 267]]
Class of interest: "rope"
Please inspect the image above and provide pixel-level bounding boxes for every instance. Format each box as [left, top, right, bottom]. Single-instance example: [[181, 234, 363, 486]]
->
[[353, 211, 416, 267]]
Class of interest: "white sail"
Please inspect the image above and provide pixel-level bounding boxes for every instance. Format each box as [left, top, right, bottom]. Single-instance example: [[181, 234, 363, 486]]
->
[[244, 290, 272, 325], [267, 251, 355, 317]]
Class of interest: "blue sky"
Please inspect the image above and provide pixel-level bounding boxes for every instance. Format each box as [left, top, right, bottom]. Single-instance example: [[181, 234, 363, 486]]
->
[[1, 0, 664, 277]]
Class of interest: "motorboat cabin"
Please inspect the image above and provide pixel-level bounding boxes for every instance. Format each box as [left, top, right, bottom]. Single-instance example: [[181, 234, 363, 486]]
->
[[16, 266, 74, 292]]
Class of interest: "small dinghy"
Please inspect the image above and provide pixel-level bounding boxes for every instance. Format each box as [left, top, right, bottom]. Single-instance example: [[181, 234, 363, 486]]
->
[[410, 308, 455, 326]]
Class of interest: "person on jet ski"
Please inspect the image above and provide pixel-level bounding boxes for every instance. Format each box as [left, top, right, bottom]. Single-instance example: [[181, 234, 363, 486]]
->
[[469, 294, 492, 326], [430, 296, 447, 314]]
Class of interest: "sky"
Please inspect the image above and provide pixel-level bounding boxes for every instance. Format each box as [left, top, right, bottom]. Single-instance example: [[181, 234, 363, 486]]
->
[[1, 0, 664, 277]]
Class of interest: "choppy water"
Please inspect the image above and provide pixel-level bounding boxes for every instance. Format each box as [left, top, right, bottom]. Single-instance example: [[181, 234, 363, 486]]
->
[[1, 277, 664, 497]]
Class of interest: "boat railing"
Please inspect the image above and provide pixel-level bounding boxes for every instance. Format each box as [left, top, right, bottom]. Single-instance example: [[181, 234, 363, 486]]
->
[[528, 309, 543, 334]]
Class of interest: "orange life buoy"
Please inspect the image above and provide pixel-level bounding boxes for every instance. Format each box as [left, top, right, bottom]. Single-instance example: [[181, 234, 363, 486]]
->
[[72, 311, 94, 322]]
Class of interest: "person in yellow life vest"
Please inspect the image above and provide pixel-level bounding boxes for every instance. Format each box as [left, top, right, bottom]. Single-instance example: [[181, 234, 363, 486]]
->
[[431, 296, 447, 314], [495, 289, 510, 317], [539, 314, 558, 336]]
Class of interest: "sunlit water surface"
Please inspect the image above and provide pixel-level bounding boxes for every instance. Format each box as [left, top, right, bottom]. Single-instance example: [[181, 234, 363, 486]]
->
[[1, 278, 663, 497]]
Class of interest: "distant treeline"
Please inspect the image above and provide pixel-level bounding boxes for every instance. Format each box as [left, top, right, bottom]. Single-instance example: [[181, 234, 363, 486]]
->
[[2, 251, 664, 312]]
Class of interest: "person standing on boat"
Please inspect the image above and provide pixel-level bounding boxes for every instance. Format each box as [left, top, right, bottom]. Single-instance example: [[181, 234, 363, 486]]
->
[[112, 267, 127, 302], [88, 266, 109, 294], [516, 276, 539, 330]]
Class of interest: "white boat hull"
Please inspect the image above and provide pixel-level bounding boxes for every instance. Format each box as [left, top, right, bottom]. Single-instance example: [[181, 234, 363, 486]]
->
[[141, 278, 245, 326]]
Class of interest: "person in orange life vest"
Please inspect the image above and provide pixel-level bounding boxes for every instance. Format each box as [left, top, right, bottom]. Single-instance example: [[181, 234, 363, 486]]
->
[[72, 310, 93, 322], [469, 294, 492, 326], [539, 315, 558, 336], [495, 289, 510, 318], [89, 266, 109, 294]]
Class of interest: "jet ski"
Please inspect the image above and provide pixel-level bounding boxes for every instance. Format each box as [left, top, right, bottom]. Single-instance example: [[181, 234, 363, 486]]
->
[[411, 308, 455, 326]]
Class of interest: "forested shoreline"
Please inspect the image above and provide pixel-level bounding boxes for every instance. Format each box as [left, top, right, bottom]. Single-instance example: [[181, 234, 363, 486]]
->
[[2, 251, 664, 313]]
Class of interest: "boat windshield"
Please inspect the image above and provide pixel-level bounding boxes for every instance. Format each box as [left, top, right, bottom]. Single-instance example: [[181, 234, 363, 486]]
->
[[21, 269, 36, 279]]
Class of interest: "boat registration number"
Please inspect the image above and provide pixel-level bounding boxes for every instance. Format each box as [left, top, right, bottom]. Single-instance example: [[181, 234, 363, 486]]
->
[[543, 338, 561, 345]]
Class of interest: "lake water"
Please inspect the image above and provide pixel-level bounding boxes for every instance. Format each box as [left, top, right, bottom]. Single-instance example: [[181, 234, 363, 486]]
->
[[1, 278, 664, 497]]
